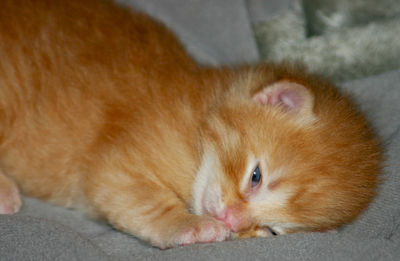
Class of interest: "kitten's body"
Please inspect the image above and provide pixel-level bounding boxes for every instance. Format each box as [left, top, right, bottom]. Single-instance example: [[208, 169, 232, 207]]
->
[[0, 0, 381, 248]]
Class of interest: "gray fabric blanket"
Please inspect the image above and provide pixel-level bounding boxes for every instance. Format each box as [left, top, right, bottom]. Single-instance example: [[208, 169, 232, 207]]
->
[[1, 0, 399, 260]]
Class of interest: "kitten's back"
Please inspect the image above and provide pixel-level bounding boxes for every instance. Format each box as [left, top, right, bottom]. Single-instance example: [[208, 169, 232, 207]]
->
[[0, 0, 205, 206]]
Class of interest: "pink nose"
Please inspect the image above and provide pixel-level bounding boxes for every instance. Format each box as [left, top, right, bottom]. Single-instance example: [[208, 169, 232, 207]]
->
[[216, 207, 250, 232]]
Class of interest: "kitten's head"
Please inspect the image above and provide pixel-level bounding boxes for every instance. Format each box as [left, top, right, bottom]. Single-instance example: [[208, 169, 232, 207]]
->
[[193, 65, 381, 237]]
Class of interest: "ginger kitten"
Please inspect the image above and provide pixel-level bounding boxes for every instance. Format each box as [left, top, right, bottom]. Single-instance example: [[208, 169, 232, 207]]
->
[[0, 0, 381, 248]]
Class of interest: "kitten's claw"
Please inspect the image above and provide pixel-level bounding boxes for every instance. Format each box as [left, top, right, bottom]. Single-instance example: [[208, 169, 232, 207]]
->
[[174, 216, 231, 246]]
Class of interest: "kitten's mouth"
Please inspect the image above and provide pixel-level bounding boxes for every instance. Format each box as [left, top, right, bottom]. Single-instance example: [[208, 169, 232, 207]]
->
[[233, 225, 278, 239], [253, 225, 278, 236], [265, 226, 278, 235]]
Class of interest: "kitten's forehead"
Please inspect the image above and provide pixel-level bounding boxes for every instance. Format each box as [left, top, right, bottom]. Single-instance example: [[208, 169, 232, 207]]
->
[[204, 116, 241, 154]]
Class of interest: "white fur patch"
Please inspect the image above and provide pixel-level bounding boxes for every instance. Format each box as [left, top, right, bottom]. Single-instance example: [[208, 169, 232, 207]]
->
[[192, 147, 224, 216], [192, 117, 242, 217]]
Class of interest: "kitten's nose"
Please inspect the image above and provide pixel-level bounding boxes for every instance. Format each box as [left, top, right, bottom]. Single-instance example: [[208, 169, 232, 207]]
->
[[216, 207, 251, 232]]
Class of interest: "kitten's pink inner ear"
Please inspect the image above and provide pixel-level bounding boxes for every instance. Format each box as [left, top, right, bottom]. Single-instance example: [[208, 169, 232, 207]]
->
[[253, 81, 314, 116]]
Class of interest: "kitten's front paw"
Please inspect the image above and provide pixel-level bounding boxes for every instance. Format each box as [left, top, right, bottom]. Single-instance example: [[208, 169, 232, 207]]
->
[[173, 216, 231, 247]]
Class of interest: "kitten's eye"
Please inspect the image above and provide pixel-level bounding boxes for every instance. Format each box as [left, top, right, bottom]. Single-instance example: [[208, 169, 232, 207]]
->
[[251, 165, 262, 187]]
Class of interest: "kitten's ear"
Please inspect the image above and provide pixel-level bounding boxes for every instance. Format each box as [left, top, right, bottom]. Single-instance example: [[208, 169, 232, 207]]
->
[[253, 81, 314, 118]]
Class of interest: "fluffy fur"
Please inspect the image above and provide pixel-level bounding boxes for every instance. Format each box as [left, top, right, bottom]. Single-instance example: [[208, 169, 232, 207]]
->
[[0, 0, 382, 248]]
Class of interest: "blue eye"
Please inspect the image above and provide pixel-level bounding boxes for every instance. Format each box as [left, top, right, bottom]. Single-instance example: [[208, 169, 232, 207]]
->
[[251, 165, 262, 187]]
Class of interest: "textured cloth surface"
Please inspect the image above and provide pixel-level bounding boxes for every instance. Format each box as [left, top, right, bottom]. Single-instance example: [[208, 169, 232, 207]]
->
[[302, 0, 400, 36], [1, 0, 399, 260], [254, 1, 400, 83]]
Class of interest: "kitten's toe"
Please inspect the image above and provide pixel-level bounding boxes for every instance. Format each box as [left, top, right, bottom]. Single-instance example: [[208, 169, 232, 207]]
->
[[0, 183, 22, 214], [175, 216, 231, 246]]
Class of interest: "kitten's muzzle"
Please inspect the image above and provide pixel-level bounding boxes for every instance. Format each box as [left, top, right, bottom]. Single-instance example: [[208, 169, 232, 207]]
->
[[215, 206, 252, 232]]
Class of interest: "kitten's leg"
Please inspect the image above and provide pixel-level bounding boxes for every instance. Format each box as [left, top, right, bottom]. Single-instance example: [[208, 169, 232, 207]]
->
[[0, 170, 22, 214], [87, 174, 230, 248]]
